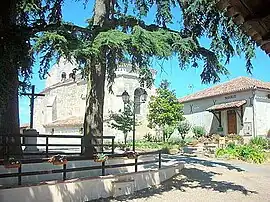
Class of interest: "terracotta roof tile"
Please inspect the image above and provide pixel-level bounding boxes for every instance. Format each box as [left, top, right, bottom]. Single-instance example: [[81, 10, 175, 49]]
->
[[206, 100, 247, 111], [179, 77, 270, 103], [44, 116, 83, 127]]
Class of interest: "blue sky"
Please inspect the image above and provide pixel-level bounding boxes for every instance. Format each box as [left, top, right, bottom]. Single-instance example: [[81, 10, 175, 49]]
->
[[19, 0, 270, 124]]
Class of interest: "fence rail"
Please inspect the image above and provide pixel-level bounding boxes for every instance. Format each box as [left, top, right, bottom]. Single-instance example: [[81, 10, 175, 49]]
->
[[0, 150, 162, 187], [0, 134, 115, 157]]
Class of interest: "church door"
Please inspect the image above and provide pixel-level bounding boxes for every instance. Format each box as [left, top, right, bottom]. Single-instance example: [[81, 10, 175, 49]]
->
[[227, 110, 237, 134]]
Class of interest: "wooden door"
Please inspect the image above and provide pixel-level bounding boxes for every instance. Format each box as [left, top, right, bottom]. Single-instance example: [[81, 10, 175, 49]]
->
[[227, 110, 237, 134]]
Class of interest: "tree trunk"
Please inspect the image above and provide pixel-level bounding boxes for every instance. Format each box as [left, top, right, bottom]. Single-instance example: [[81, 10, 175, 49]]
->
[[124, 133, 127, 146], [82, 0, 111, 157], [0, 70, 21, 159], [83, 63, 106, 156], [0, 0, 22, 159]]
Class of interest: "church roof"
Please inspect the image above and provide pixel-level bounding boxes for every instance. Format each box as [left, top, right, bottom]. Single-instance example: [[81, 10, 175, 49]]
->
[[179, 77, 270, 103], [44, 116, 84, 127]]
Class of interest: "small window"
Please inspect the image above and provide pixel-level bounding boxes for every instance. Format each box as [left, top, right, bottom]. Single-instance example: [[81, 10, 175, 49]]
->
[[61, 72, 66, 81]]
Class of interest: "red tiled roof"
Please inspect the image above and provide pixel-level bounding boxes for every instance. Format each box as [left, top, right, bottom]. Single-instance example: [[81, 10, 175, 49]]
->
[[179, 77, 270, 103], [44, 116, 84, 127], [206, 100, 247, 111]]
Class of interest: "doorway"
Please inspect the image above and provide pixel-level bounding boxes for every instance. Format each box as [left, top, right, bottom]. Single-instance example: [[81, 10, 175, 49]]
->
[[227, 110, 237, 134]]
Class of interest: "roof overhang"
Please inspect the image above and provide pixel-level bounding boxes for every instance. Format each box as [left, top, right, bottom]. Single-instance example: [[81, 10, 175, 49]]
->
[[217, 0, 270, 56], [206, 100, 247, 111]]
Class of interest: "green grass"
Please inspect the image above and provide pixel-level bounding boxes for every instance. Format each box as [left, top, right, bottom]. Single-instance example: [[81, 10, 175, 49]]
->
[[116, 140, 181, 154]]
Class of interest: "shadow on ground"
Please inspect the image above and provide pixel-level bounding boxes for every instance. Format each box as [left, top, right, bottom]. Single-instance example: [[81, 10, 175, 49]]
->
[[141, 155, 245, 172], [90, 155, 258, 202], [162, 155, 245, 172]]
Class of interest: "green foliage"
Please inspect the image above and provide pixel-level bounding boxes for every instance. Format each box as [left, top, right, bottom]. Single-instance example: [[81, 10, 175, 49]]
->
[[163, 125, 176, 142], [250, 137, 269, 149], [143, 133, 153, 142], [177, 120, 191, 140], [192, 126, 206, 139], [216, 144, 266, 164], [109, 103, 134, 145], [180, 0, 256, 79], [122, 140, 180, 152], [147, 80, 184, 129]]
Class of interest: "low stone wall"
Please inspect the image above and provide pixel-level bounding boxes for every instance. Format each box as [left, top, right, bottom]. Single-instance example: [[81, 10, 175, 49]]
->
[[0, 163, 184, 202]]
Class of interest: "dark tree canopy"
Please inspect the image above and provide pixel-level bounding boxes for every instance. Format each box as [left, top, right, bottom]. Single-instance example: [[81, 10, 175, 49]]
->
[[0, 0, 258, 156]]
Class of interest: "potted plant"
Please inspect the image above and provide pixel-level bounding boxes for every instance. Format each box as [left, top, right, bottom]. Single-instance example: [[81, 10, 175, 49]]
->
[[48, 154, 67, 165], [94, 153, 108, 162], [124, 150, 139, 159], [4, 158, 21, 169]]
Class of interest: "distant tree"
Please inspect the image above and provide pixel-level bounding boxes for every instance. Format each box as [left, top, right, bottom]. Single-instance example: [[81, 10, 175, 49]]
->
[[148, 80, 184, 141], [109, 103, 134, 146]]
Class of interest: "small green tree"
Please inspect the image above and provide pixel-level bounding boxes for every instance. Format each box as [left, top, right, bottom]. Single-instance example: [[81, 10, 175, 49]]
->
[[177, 121, 191, 140], [148, 80, 184, 141], [163, 125, 176, 142], [109, 103, 134, 146]]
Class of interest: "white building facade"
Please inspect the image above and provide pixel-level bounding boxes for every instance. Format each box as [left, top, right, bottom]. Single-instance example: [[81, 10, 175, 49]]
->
[[179, 77, 270, 139], [32, 59, 156, 143]]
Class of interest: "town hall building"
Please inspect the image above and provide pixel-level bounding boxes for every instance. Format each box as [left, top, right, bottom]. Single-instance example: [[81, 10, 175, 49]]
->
[[179, 77, 270, 139]]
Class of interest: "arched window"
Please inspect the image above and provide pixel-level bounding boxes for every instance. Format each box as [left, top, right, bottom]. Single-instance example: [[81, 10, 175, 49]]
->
[[69, 72, 76, 81], [61, 72, 66, 81]]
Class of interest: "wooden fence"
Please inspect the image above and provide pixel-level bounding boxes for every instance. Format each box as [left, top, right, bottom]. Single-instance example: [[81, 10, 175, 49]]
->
[[0, 134, 115, 157], [0, 150, 162, 186]]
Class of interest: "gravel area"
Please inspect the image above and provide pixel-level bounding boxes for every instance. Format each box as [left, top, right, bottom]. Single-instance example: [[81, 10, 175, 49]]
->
[[92, 155, 270, 202]]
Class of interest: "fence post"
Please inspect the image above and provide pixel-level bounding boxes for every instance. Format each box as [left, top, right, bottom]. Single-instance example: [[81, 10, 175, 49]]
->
[[135, 158, 138, 172], [111, 138, 115, 154], [80, 136, 84, 155], [63, 164, 67, 181], [3, 136, 7, 158], [102, 161, 105, 176], [158, 150, 162, 169], [18, 165, 22, 185], [46, 136, 49, 157]]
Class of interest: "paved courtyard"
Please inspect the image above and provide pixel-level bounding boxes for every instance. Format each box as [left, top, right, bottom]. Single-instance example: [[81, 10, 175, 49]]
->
[[95, 155, 270, 202]]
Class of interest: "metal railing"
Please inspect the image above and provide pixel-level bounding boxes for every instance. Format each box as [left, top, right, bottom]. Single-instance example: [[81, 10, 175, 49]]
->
[[0, 150, 162, 187], [0, 134, 115, 157]]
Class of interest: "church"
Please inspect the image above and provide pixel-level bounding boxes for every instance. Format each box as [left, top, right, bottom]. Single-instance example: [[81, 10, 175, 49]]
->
[[32, 59, 156, 143]]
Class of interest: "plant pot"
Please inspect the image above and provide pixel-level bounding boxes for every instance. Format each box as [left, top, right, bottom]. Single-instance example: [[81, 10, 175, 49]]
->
[[52, 160, 68, 165], [127, 155, 138, 159], [94, 156, 108, 162], [4, 164, 21, 169]]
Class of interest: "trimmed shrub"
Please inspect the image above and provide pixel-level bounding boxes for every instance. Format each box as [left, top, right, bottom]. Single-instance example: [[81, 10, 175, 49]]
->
[[192, 126, 206, 139]]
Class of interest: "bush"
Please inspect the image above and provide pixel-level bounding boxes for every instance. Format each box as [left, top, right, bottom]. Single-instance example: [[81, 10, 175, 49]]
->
[[192, 126, 206, 139], [216, 144, 266, 164], [143, 133, 153, 142], [250, 137, 269, 149], [177, 120, 191, 140]]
